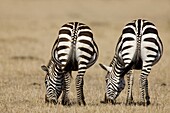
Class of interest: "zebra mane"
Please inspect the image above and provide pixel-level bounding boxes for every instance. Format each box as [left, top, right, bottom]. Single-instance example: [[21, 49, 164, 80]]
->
[[110, 55, 125, 67], [120, 61, 134, 77], [47, 59, 65, 74], [109, 56, 116, 67], [109, 54, 134, 77]]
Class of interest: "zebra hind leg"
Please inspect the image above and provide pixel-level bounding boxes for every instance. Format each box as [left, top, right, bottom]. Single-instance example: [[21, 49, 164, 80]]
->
[[61, 71, 71, 106], [76, 75, 86, 106], [100, 93, 116, 104], [139, 72, 150, 106], [139, 74, 145, 106], [144, 75, 150, 106], [126, 70, 134, 105]]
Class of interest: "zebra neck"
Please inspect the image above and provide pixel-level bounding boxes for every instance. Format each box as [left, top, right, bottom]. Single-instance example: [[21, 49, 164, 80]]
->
[[48, 59, 63, 73], [112, 58, 125, 77], [110, 55, 124, 67]]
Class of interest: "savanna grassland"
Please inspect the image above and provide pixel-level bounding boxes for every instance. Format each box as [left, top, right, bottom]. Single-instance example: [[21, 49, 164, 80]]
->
[[0, 0, 170, 113]]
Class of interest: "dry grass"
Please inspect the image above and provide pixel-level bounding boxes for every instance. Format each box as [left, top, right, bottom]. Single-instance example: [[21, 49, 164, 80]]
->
[[0, 0, 170, 112]]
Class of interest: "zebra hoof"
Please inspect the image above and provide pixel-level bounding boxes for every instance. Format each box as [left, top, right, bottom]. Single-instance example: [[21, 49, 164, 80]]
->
[[61, 99, 71, 106], [137, 101, 146, 106], [107, 99, 115, 105], [78, 100, 86, 106], [45, 95, 58, 105], [100, 100, 107, 104], [126, 99, 135, 105], [137, 101, 150, 106], [45, 99, 58, 105], [146, 101, 151, 106], [100, 98, 115, 105]]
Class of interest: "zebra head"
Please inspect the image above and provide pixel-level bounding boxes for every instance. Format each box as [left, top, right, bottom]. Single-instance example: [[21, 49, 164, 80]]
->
[[41, 60, 64, 105], [99, 62, 125, 104]]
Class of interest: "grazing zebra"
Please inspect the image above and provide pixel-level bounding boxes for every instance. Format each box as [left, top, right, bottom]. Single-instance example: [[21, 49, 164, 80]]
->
[[99, 19, 163, 106], [41, 22, 99, 106]]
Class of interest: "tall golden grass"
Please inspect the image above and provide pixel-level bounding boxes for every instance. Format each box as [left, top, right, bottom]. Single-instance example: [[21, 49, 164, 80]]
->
[[0, 0, 169, 112]]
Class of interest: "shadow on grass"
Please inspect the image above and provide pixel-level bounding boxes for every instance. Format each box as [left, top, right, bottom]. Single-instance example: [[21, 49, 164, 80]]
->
[[57, 99, 122, 107], [44, 99, 161, 107], [11, 56, 43, 61], [100, 100, 161, 107]]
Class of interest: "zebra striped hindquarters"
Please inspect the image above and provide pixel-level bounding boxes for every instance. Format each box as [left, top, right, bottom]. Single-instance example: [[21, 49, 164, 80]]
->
[[41, 22, 99, 106], [99, 19, 163, 106]]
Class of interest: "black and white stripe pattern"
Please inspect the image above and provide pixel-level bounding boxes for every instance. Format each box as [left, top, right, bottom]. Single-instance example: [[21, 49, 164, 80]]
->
[[100, 19, 163, 106], [41, 22, 99, 106], [42, 60, 64, 105]]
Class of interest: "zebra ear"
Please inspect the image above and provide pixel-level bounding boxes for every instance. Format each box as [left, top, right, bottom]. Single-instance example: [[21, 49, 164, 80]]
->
[[41, 65, 48, 72], [99, 63, 112, 72]]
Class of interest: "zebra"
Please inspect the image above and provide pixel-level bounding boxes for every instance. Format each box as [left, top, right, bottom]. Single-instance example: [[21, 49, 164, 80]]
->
[[99, 19, 163, 106], [41, 22, 99, 106]]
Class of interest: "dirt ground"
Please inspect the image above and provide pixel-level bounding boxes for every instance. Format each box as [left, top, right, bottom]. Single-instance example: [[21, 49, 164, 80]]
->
[[0, 0, 170, 112]]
